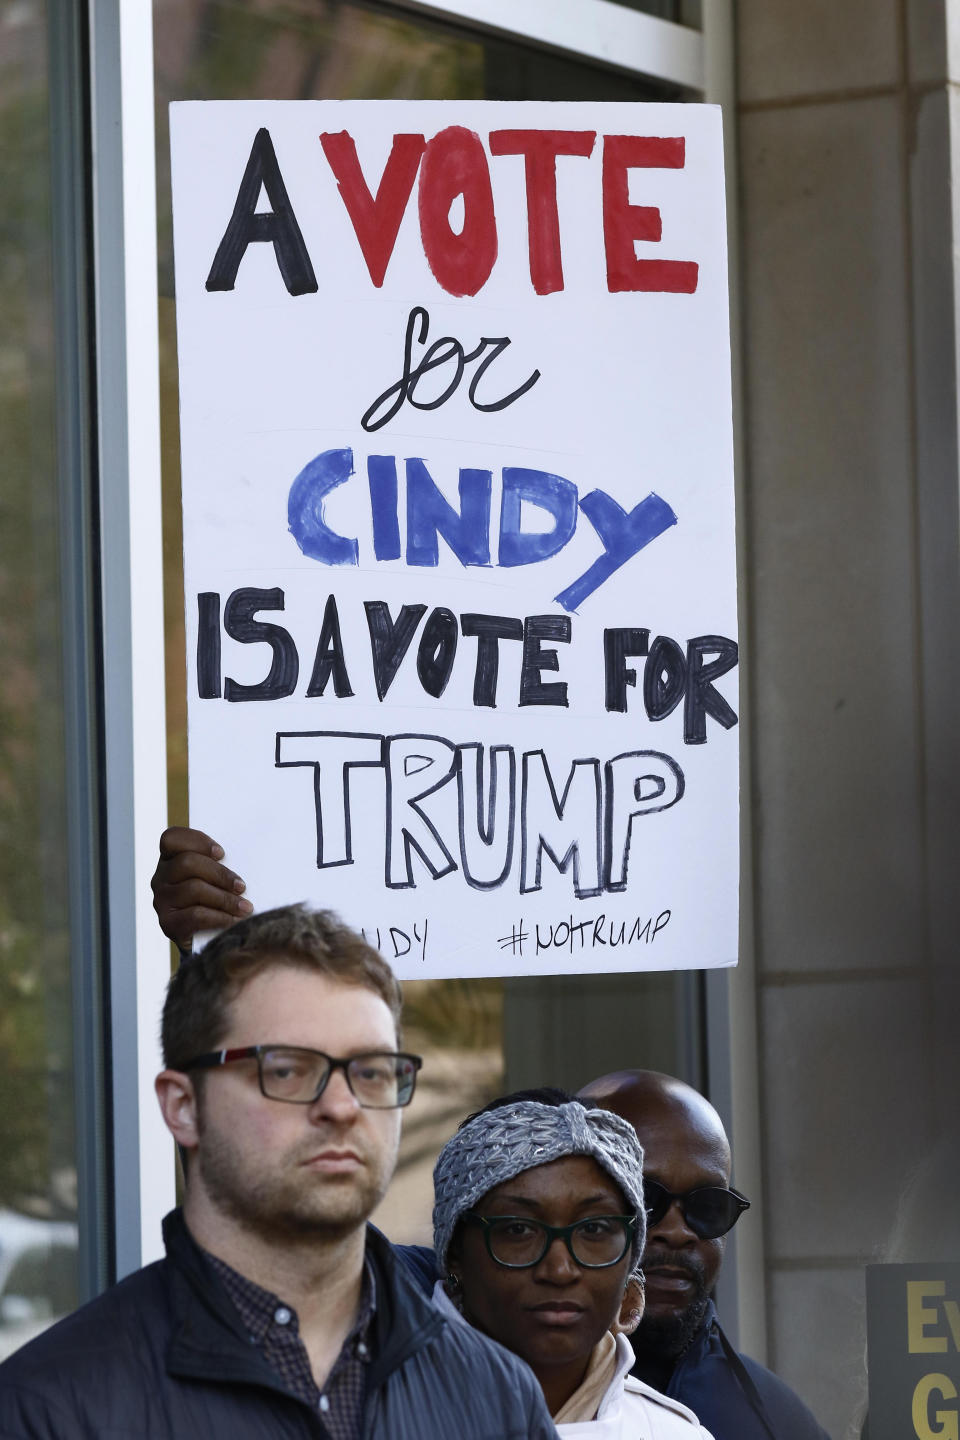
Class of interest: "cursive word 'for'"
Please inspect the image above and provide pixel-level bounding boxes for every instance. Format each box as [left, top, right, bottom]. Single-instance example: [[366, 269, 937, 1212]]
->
[[361, 305, 539, 432]]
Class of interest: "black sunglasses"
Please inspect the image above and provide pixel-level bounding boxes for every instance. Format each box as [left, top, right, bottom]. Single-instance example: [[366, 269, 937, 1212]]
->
[[644, 1179, 750, 1239]]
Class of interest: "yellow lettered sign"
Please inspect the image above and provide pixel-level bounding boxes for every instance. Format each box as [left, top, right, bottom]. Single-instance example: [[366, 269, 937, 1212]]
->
[[867, 1264, 960, 1440]]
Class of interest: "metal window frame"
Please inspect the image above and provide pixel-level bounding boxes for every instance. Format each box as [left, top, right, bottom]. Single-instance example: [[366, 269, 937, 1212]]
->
[[391, 0, 704, 90], [702, 0, 768, 1365], [88, 0, 173, 1278]]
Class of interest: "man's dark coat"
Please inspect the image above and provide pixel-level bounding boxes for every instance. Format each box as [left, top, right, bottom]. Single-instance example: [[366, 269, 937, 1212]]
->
[[632, 1299, 832, 1440], [0, 1211, 557, 1440]]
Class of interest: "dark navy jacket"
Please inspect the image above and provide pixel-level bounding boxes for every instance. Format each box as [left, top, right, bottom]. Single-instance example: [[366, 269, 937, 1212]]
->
[[631, 1300, 832, 1440], [0, 1212, 557, 1440]]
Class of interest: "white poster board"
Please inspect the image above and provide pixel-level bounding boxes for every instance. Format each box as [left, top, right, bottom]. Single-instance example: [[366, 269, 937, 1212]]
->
[[170, 101, 738, 979]]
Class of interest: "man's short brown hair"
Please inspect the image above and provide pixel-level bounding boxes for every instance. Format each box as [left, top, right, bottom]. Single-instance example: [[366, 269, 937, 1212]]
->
[[161, 903, 402, 1070]]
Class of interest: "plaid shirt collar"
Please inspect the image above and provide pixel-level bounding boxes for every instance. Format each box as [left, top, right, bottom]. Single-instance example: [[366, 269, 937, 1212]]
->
[[205, 1244, 377, 1429], [205, 1246, 376, 1341]]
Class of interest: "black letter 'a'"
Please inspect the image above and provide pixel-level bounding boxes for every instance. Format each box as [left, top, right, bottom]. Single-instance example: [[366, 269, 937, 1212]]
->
[[206, 128, 318, 295]]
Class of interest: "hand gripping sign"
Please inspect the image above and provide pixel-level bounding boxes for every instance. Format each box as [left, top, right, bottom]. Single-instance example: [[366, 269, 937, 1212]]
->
[[170, 100, 738, 979]]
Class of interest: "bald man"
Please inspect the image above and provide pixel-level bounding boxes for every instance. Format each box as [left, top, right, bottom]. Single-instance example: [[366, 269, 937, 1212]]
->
[[579, 1070, 830, 1440]]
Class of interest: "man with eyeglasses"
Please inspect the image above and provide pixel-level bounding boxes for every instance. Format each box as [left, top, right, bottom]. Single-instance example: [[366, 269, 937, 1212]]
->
[[0, 905, 557, 1440], [579, 1070, 831, 1440]]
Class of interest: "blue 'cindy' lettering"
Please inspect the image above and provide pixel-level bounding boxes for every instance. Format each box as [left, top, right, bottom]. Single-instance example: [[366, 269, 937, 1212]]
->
[[287, 447, 677, 612]]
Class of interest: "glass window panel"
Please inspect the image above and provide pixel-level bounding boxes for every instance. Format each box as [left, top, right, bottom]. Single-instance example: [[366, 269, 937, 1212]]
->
[[0, 0, 80, 1358], [609, 0, 702, 24], [153, 0, 694, 1248]]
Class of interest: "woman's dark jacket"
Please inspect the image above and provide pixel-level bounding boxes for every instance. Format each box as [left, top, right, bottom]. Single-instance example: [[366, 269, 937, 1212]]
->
[[0, 1210, 557, 1440]]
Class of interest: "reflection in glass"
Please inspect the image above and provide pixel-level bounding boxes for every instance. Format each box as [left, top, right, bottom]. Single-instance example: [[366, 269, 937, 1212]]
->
[[0, 0, 79, 1357], [374, 978, 504, 1243]]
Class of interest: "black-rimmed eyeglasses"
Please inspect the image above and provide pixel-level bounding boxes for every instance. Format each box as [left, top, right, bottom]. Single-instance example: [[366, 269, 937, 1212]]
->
[[643, 1180, 750, 1239], [180, 1045, 423, 1109], [463, 1213, 637, 1269]]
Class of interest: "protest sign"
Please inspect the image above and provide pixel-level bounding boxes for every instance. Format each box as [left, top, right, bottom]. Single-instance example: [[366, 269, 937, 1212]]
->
[[170, 100, 738, 978]]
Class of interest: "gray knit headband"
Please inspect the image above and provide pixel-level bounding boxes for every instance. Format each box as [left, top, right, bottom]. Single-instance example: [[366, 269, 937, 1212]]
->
[[432, 1099, 646, 1275]]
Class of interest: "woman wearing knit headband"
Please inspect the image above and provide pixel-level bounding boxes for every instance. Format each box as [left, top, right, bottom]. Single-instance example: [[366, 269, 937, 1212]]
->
[[431, 1091, 714, 1438]]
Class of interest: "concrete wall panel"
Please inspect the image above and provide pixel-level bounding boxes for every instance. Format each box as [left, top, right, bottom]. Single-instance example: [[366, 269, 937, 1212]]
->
[[739, 96, 923, 975], [760, 976, 935, 1262], [737, 0, 899, 104], [767, 1265, 867, 1440], [906, 0, 949, 84]]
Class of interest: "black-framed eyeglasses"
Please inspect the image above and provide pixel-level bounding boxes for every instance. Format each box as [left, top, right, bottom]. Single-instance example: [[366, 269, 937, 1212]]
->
[[463, 1213, 637, 1269], [643, 1180, 750, 1239], [180, 1045, 423, 1109]]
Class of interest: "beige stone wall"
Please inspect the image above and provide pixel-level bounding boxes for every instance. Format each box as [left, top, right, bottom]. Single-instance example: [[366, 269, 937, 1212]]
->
[[734, 2, 960, 1433]]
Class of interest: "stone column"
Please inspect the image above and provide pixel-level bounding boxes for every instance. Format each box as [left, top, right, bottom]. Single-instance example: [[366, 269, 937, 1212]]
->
[[734, 2, 960, 1432]]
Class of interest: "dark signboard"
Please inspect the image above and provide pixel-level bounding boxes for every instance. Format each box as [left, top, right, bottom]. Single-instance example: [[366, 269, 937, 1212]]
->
[[867, 1263, 960, 1440]]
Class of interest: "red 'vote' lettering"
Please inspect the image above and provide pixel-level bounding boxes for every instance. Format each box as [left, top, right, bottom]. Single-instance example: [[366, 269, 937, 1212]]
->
[[602, 135, 699, 293], [488, 129, 597, 295], [319, 131, 426, 288], [315, 126, 699, 296], [418, 126, 498, 297]]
